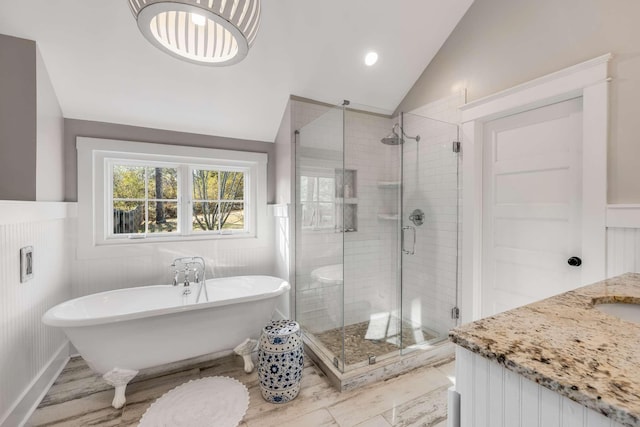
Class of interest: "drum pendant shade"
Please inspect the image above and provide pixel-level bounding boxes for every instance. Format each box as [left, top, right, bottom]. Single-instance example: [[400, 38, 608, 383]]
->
[[129, 0, 261, 66]]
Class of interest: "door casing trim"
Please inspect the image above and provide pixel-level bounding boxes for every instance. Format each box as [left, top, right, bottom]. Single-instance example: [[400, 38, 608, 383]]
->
[[459, 54, 611, 323]]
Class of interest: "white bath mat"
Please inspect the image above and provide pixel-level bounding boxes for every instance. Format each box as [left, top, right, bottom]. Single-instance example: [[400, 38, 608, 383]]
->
[[138, 376, 249, 427]]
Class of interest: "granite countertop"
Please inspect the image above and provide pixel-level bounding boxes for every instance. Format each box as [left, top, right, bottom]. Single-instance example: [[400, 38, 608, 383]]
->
[[449, 273, 640, 427]]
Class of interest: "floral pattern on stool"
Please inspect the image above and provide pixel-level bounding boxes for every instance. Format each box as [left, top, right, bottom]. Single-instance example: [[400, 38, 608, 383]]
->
[[258, 320, 303, 404]]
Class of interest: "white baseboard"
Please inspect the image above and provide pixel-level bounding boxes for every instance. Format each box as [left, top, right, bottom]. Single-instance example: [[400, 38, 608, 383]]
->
[[0, 342, 70, 427]]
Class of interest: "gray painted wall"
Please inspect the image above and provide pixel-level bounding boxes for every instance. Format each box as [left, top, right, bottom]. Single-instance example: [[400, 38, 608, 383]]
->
[[64, 119, 276, 203], [395, 0, 640, 203], [0, 34, 36, 201]]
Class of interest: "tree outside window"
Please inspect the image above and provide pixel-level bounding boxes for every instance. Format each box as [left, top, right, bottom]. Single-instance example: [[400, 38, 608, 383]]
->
[[109, 163, 248, 238], [112, 165, 178, 234], [192, 169, 245, 232]]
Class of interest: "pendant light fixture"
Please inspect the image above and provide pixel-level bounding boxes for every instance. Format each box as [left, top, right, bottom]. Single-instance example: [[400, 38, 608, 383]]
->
[[129, 0, 261, 66]]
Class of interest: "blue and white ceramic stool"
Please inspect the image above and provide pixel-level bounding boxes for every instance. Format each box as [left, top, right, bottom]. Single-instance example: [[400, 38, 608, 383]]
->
[[257, 320, 304, 403]]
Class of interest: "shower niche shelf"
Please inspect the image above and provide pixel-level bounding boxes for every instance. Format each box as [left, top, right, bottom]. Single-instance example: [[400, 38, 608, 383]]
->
[[335, 169, 357, 198], [377, 213, 399, 221], [337, 204, 358, 232], [336, 198, 358, 204], [335, 169, 357, 232]]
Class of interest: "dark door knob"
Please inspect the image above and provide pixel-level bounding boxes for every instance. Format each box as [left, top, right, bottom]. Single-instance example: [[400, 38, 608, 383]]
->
[[568, 256, 582, 267]]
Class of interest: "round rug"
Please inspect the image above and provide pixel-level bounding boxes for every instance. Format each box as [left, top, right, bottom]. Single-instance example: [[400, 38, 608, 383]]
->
[[138, 376, 249, 427]]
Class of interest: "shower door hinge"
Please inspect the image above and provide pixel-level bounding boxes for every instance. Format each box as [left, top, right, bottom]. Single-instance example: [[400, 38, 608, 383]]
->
[[333, 356, 340, 369], [451, 306, 460, 320], [452, 141, 461, 153]]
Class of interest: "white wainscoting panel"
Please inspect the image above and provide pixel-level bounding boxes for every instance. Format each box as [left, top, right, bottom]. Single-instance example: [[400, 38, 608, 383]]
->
[[607, 227, 640, 277], [270, 203, 292, 282], [454, 347, 623, 427], [0, 202, 74, 427], [70, 222, 277, 298], [606, 205, 640, 277]]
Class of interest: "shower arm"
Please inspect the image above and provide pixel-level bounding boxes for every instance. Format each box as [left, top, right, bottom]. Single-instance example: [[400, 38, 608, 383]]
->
[[392, 123, 420, 142]]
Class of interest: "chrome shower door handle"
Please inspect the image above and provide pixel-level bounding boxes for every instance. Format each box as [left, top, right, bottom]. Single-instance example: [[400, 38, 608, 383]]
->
[[402, 225, 416, 255]]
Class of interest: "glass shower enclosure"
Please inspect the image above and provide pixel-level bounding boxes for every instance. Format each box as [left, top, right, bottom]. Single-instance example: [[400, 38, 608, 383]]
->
[[294, 101, 459, 373]]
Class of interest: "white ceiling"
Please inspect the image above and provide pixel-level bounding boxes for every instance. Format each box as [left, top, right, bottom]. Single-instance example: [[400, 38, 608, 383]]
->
[[0, 0, 473, 142]]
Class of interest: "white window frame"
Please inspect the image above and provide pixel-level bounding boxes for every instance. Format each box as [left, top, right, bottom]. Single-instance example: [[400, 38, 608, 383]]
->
[[77, 137, 268, 258], [187, 164, 251, 235], [106, 158, 182, 237]]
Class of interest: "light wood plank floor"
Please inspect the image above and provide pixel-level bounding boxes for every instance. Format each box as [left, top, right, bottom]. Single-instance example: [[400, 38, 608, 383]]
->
[[27, 354, 455, 427]]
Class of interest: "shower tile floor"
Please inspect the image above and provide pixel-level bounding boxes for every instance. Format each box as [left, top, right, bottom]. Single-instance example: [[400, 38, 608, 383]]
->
[[315, 320, 439, 365], [27, 352, 454, 427]]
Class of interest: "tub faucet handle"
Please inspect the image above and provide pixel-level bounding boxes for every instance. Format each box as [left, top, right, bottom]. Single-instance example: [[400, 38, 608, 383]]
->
[[184, 266, 190, 287], [172, 269, 179, 287]]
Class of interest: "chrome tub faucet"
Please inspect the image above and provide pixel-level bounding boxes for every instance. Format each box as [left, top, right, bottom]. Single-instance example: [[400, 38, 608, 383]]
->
[[170, 257, 209, 302]]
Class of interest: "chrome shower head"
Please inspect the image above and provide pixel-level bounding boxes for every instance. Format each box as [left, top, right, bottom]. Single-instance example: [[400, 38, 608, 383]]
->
[[380, 124, 420, 145], [381, 130, 402, 145]]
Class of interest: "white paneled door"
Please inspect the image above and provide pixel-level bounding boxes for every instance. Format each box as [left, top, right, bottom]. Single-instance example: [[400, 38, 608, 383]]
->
[[481, 98, 583, 317]]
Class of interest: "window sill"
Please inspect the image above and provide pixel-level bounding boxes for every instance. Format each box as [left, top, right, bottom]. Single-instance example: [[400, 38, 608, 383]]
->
[[77, 232, 267, 260], [101, 231, 255, 245]]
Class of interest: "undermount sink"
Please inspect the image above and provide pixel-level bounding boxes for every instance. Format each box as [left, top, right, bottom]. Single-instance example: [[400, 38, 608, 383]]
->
[[594, 303, 640, 324]]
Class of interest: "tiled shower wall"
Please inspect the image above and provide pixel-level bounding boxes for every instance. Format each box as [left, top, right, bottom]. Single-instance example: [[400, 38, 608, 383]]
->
[[343, 110, 399, 326], [0, 203, 72, 426]]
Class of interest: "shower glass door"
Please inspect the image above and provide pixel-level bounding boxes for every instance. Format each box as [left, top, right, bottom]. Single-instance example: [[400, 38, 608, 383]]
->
[[294, 104, 346, 369], [294, 100, 460, 373], [399, 112, 460, 353]]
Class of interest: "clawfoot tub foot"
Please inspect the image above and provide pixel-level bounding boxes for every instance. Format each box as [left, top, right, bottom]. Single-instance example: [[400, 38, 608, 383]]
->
[[102, 368, 139, 409], [234, 338, 258, 373]]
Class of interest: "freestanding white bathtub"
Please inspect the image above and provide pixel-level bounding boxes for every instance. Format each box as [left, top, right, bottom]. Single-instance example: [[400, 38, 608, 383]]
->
[[42, 275, 290, 408]]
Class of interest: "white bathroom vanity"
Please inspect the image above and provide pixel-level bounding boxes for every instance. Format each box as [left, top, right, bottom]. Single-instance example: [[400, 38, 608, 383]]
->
[[449, 273, 640, 427]]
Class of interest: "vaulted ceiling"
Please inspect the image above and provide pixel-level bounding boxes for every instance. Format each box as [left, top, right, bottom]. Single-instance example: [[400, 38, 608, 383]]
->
[[0, 0, 473, 142]]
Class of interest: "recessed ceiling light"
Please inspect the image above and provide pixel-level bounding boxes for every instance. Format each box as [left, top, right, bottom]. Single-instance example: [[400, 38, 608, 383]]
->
[[365, 51, 378, 66]]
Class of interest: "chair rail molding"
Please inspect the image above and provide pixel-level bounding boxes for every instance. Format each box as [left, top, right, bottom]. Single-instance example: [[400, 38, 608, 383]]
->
[[607, 204, 640, 228], [0, 201, 77, 225]]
